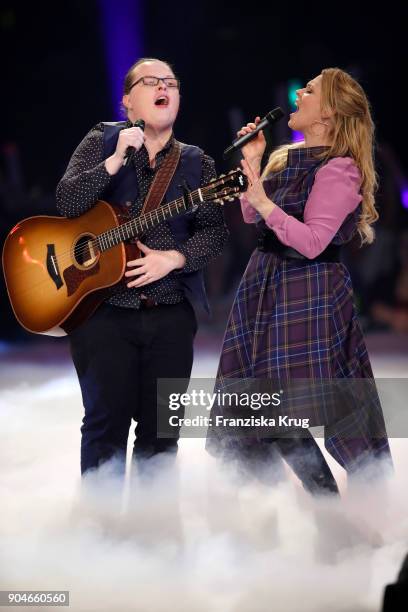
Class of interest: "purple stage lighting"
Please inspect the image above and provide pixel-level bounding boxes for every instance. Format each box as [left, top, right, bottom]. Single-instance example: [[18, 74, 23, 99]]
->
[[98, 0, 144, 118], [401, 185, 408, 210]]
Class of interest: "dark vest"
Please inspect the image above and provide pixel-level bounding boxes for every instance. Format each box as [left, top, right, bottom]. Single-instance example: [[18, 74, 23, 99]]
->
[[102, 122, 209, 313]]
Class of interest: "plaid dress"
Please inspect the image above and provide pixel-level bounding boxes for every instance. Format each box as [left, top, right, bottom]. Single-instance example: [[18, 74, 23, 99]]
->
[[206, 146, 392, 472]]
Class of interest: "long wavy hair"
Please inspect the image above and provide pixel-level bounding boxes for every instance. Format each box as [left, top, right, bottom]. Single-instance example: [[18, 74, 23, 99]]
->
[[262, 68, 378, 244]]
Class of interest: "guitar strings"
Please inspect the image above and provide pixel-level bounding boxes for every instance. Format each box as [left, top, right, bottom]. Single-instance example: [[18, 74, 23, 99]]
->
[[43, 179, 238, 269], [51, 186, 213, 267], [41, 189, 202, 269]]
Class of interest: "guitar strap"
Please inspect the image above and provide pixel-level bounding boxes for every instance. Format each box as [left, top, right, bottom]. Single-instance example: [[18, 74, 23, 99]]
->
[[116, 139, 183, 296], [140, 139, 182, 215]]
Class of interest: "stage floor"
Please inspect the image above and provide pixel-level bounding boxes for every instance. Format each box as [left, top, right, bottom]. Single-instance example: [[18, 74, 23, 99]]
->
[[0, 331, 407, 612]]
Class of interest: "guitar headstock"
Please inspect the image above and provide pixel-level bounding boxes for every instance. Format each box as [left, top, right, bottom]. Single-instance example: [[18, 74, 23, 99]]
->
[[203, 168, 248, 205]]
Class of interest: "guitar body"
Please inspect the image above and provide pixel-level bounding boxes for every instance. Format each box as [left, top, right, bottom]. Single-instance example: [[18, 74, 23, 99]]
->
[[2, 201, 137, 336]]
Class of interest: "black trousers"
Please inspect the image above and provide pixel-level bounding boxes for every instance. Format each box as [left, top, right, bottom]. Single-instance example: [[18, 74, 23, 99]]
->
[[69, 300, 197, 475]]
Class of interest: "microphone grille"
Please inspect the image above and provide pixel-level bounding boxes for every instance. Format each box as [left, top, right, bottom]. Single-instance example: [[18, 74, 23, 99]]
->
[[266, 107, 285, 124]]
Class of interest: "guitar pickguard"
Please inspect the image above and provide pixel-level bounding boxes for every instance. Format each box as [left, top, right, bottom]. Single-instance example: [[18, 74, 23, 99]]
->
[[63, 262, 100, 297]]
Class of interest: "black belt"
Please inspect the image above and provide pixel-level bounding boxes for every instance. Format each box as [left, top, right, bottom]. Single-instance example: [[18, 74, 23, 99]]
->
[[139, 296, 159, 309], [138, 297, 186, 310], [257, 230, 342, 263]]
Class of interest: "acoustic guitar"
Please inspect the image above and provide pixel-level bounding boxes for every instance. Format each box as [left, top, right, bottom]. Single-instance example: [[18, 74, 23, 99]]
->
[[2, 169, 247, 336]]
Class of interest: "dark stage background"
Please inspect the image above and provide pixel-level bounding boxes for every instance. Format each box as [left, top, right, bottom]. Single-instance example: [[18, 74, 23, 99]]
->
[[1, 7, 407, 608], [1, 0, 407, 342]]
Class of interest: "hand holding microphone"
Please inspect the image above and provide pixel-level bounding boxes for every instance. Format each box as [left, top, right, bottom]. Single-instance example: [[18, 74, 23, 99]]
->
[[104, 119, 146, 176], [236, 116, 267, 171], [123, 119, 145, 166], [223, 107, 284, 160]]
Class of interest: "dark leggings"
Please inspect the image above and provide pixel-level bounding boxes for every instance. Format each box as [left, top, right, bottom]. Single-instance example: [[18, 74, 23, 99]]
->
[[273, 433, 339, 495], [225, 431, 339, 496]]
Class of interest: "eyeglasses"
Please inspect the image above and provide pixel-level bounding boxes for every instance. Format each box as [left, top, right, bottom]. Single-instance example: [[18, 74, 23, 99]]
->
[[129, 76, 180, 91]]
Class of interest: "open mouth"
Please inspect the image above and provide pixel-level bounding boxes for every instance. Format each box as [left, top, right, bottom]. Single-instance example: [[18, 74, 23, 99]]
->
[[155, 96, 169, 107]]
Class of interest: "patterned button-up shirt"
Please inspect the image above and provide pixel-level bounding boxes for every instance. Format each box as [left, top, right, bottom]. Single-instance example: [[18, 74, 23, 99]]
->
[[56, 121, 228, 308]]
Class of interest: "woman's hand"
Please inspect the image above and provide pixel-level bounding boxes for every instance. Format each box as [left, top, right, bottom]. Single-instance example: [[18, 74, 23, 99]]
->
[[238, 117, 266, 172], [240, 159, 275, 218]]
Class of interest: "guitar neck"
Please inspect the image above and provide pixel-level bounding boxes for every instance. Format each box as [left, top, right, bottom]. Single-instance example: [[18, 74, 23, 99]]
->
[[96, 188, 205, 252]]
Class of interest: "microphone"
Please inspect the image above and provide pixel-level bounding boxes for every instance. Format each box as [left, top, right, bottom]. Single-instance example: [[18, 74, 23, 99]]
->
[[123, 118, 145, 167], [223, 107, 285, 160]]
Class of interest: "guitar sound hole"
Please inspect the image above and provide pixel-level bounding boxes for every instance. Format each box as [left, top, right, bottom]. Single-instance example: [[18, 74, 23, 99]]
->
[[74, 235, 99, 268]]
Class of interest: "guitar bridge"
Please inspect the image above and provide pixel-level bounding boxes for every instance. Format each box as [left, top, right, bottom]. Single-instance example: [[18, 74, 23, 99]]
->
[[46, 244, 63, 290]]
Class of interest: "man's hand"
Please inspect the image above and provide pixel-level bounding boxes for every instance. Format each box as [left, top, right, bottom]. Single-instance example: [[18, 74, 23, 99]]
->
[[105, 126, 146, 175], [125, 240, 186, 288]]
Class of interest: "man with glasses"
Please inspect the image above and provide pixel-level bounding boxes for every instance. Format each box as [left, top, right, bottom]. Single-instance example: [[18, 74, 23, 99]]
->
[[56, 58, 228, 476]]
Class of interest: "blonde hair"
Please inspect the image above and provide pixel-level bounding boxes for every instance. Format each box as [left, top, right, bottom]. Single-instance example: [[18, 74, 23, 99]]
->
[[262, 68, 378, 244]]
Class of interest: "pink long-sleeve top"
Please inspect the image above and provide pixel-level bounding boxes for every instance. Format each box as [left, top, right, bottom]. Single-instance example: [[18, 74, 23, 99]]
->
[[241, 157, 363, 259]]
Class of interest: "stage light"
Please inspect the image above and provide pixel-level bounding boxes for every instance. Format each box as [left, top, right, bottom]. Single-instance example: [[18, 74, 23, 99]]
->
[[288, 79, 303, 143], [401, 184, 408, 210]]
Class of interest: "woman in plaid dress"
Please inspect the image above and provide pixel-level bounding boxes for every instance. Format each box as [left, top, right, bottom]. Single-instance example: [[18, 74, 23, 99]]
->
[[206, 68, 392, 495]]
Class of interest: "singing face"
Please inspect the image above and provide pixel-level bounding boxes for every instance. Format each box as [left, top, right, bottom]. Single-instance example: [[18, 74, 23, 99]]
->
[[122, 60, 180, 131], [288, 74, 329, 134]]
